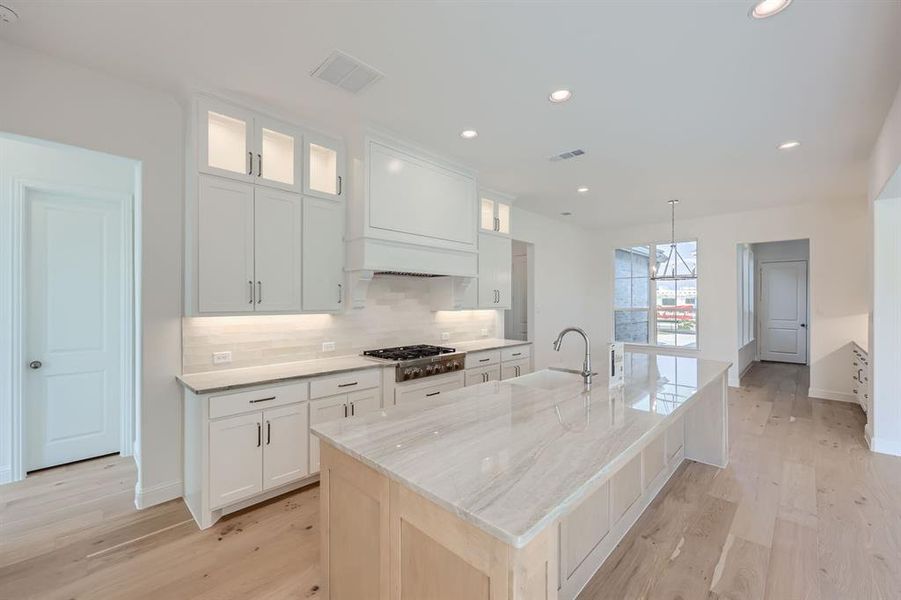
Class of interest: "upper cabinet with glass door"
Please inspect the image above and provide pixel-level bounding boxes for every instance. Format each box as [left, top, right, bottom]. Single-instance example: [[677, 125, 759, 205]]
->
[[197, 97, 303, 193], [479, 189, 513, 236], [304, 132, 346, 201]]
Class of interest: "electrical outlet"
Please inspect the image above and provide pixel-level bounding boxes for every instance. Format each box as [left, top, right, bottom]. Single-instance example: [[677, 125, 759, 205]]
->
[[440, 332, 450, 341], [322, 341, 336, 352], [480, 328, 489, 337], [212, 351, 232, 365]]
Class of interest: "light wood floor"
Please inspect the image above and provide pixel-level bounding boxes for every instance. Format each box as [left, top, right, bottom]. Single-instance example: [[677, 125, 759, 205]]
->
[[1, 362, 898, 599]]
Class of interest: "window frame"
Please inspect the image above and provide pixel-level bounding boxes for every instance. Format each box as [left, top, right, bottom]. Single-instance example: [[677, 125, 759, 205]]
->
[[612, 238, 700, 351]]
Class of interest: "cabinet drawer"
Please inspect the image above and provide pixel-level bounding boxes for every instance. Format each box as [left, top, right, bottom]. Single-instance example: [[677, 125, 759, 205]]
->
[[465, 365, 501, 386], [395, 373, 464, 405], [501, 345, 531, 362], [310, 368, 380, 399], [464, 350, 501, 369], [210, 381, 309, 419]]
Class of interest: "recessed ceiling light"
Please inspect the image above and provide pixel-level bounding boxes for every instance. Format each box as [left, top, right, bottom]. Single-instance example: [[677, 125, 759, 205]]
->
[[0, 4, 18, 23], [460, 129, 478, 139], [549, 89, 573, 103], [778, 140, 801, 150], [577, 186, 589, 193], [749, 0, 792, 19]]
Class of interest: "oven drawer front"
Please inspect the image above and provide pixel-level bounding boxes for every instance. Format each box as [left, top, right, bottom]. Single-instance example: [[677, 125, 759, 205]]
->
[[395, 372, 465, 405]]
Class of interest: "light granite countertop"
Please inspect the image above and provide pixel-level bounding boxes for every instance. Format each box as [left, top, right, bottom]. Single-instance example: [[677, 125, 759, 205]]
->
[[312, 352, 731, 548], [176, 339, 531, 394], [176, 355, 388, 394]]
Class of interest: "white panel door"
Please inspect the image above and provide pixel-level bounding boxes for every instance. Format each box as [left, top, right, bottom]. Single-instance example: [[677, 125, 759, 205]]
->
[[198, 98, 255, 183], [304, 133, 345, 201], [25, 190, 122, 471], [263, 403, 309, 490], [254, 117, 302, 193], [197, 175, 255, 313], [253, 188, 303, 312], [302, 196, 344, 311], [478, 234, 512, 308], [347, 388, 381, 417], [309, 395, 348, 473], [760, 261, 808, 364], [209, 413, 263, 508]]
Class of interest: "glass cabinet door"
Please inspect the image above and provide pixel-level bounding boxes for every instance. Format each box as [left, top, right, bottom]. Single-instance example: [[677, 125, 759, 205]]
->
[[304, 133, 345, 200], [496, 202, 511, 235], [255, 118, 301, 193], [198, 98, 254, 182], [480, 198, 496, 232]]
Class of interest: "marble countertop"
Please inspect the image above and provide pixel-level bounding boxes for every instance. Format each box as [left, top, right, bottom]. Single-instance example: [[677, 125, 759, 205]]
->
[[177, 355, 388, 394], [312, 352, 731, 548], [450, 338, 532, 353]]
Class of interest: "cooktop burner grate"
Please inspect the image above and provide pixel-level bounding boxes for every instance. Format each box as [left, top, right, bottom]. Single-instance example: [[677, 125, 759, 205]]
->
[[363, 344, 456, 361]]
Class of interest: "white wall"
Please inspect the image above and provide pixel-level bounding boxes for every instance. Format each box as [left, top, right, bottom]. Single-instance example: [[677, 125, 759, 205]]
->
[[594, 198, 868, 394], [0, 41, 184, 504], [752, 239, 809, 263], [512, 208, 602, 371]]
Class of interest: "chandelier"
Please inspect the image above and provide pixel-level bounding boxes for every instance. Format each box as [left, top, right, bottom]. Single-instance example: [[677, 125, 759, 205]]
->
[[650, 199, 697, 281]]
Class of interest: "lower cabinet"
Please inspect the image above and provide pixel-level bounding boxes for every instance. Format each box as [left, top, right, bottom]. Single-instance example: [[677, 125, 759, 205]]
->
[[209, 402, 309, 510], [463, 344, 532, 387], [309, 379, 383, 474], [501, 357, 531, 380], [466, 364, 501, 386]]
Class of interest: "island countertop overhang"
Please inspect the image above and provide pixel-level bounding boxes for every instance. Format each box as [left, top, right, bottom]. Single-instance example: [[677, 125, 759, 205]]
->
[[312, 352, 731, 548]]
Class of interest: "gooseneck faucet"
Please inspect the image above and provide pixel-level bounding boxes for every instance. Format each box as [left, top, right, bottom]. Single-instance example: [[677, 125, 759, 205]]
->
[[553, 327, 592, 384]]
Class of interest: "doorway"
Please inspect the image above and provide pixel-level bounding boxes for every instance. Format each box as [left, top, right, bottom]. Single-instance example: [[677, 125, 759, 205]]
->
[[753, 239, 810, 365], [504, 240, 530, 341], [1, 132, 138, 482]]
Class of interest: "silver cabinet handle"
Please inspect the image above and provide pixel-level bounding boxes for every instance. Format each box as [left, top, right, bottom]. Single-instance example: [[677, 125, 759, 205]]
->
[[338, 382, 358, 388], [257, 281, 262, 304], [426, 391, 440, 397], [257, 153, 262, 177], [337, 283, 343, 304], [248, 151, 253, 175], [337, 175, 343, 195], [249, 280, 254, 304], [343, 404, 348, 418], [249, 396, 277, 404], [479, 358, 490, 363], [266, 421, 271, 445], [257, 422, 261, 447], [29, 360, 42, 369], [350, 402, 355, 416], [512, 352, 521, 357]]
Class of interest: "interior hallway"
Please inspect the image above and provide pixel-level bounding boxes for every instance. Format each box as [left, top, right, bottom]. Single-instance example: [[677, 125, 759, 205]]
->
[[1, 362, 897, 599]]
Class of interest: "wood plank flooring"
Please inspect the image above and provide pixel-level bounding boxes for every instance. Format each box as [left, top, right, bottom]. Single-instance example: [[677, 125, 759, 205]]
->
[[1, 362, 898, 599]]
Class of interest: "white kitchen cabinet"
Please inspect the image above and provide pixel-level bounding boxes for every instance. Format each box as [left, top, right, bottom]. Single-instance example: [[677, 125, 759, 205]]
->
[[254, 187, 303, 312], [198, 97, 302, 193], [559, 482, 610, 583], [198, 98, 255, 183], [196, 174, 302, 314], [478, 233, 512, 308], [304, 132, 345, 201], [501, 358, 531, 380], [262, 403, 309, 491], [254, 116, 302, 193], [479, 190, 513, 236], [209, 412, 263, 509], [308, 369, 383, 473], [465, 365, 501, 386], [394, 372, 465, 405], [197, 175, 255, 313], [302, 196, 344, 311]]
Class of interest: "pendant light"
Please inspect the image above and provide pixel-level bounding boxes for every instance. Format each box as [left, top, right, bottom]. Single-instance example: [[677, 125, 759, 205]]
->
[[651, 199, 697, 281]]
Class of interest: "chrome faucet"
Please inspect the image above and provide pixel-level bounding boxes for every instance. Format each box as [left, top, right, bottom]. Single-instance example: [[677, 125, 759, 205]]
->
[[553, 327, 592, 384]]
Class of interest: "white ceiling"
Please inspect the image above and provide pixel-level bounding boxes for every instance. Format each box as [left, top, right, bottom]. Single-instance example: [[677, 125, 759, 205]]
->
[[2, 1, 900, 228]]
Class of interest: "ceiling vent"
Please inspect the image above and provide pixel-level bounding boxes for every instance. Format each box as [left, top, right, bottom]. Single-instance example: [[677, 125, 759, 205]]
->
[[311, 50, 384, 95], [548, 149, 586, 162]]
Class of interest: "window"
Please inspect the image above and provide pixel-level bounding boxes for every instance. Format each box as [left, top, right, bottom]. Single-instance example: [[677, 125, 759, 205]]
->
[[614, 246, 650, 344], [613, 240, 698, 349], [738, 244, 755, 346]]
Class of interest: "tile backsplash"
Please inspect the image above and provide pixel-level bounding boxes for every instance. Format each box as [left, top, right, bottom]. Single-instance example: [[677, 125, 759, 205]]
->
[[183, 275, 499, 373]]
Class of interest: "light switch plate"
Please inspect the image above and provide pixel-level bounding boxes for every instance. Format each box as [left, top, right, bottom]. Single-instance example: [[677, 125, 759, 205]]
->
[[322, 341, 336, 352], [441, 332, 450, 341], [212, 351, 232, 365]]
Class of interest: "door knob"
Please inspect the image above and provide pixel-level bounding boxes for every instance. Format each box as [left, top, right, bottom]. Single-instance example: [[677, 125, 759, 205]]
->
[[29, 360, 42, 369], [800, 323, 807, 328]]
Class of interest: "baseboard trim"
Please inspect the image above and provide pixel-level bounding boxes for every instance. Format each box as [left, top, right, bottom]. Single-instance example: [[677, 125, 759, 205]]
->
[[870, 437, 901, 457], [135, 479, 182, 509], [808, 387, 856, 404], [0, 466, 11, 485]]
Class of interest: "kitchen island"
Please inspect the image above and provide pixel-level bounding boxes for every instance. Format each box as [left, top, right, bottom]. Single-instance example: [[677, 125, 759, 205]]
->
[[312, 352, 730, 600]]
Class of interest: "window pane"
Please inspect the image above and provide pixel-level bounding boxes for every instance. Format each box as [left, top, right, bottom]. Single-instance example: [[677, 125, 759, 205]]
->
[[676, 241, 697, 276], [614, 249, 633, 278], [614, 278, 631, 308], [631, 246, 650, 276], [632, 277, 649, 308], [655, 280, 676, 346], [615, 310, 649, 343]]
